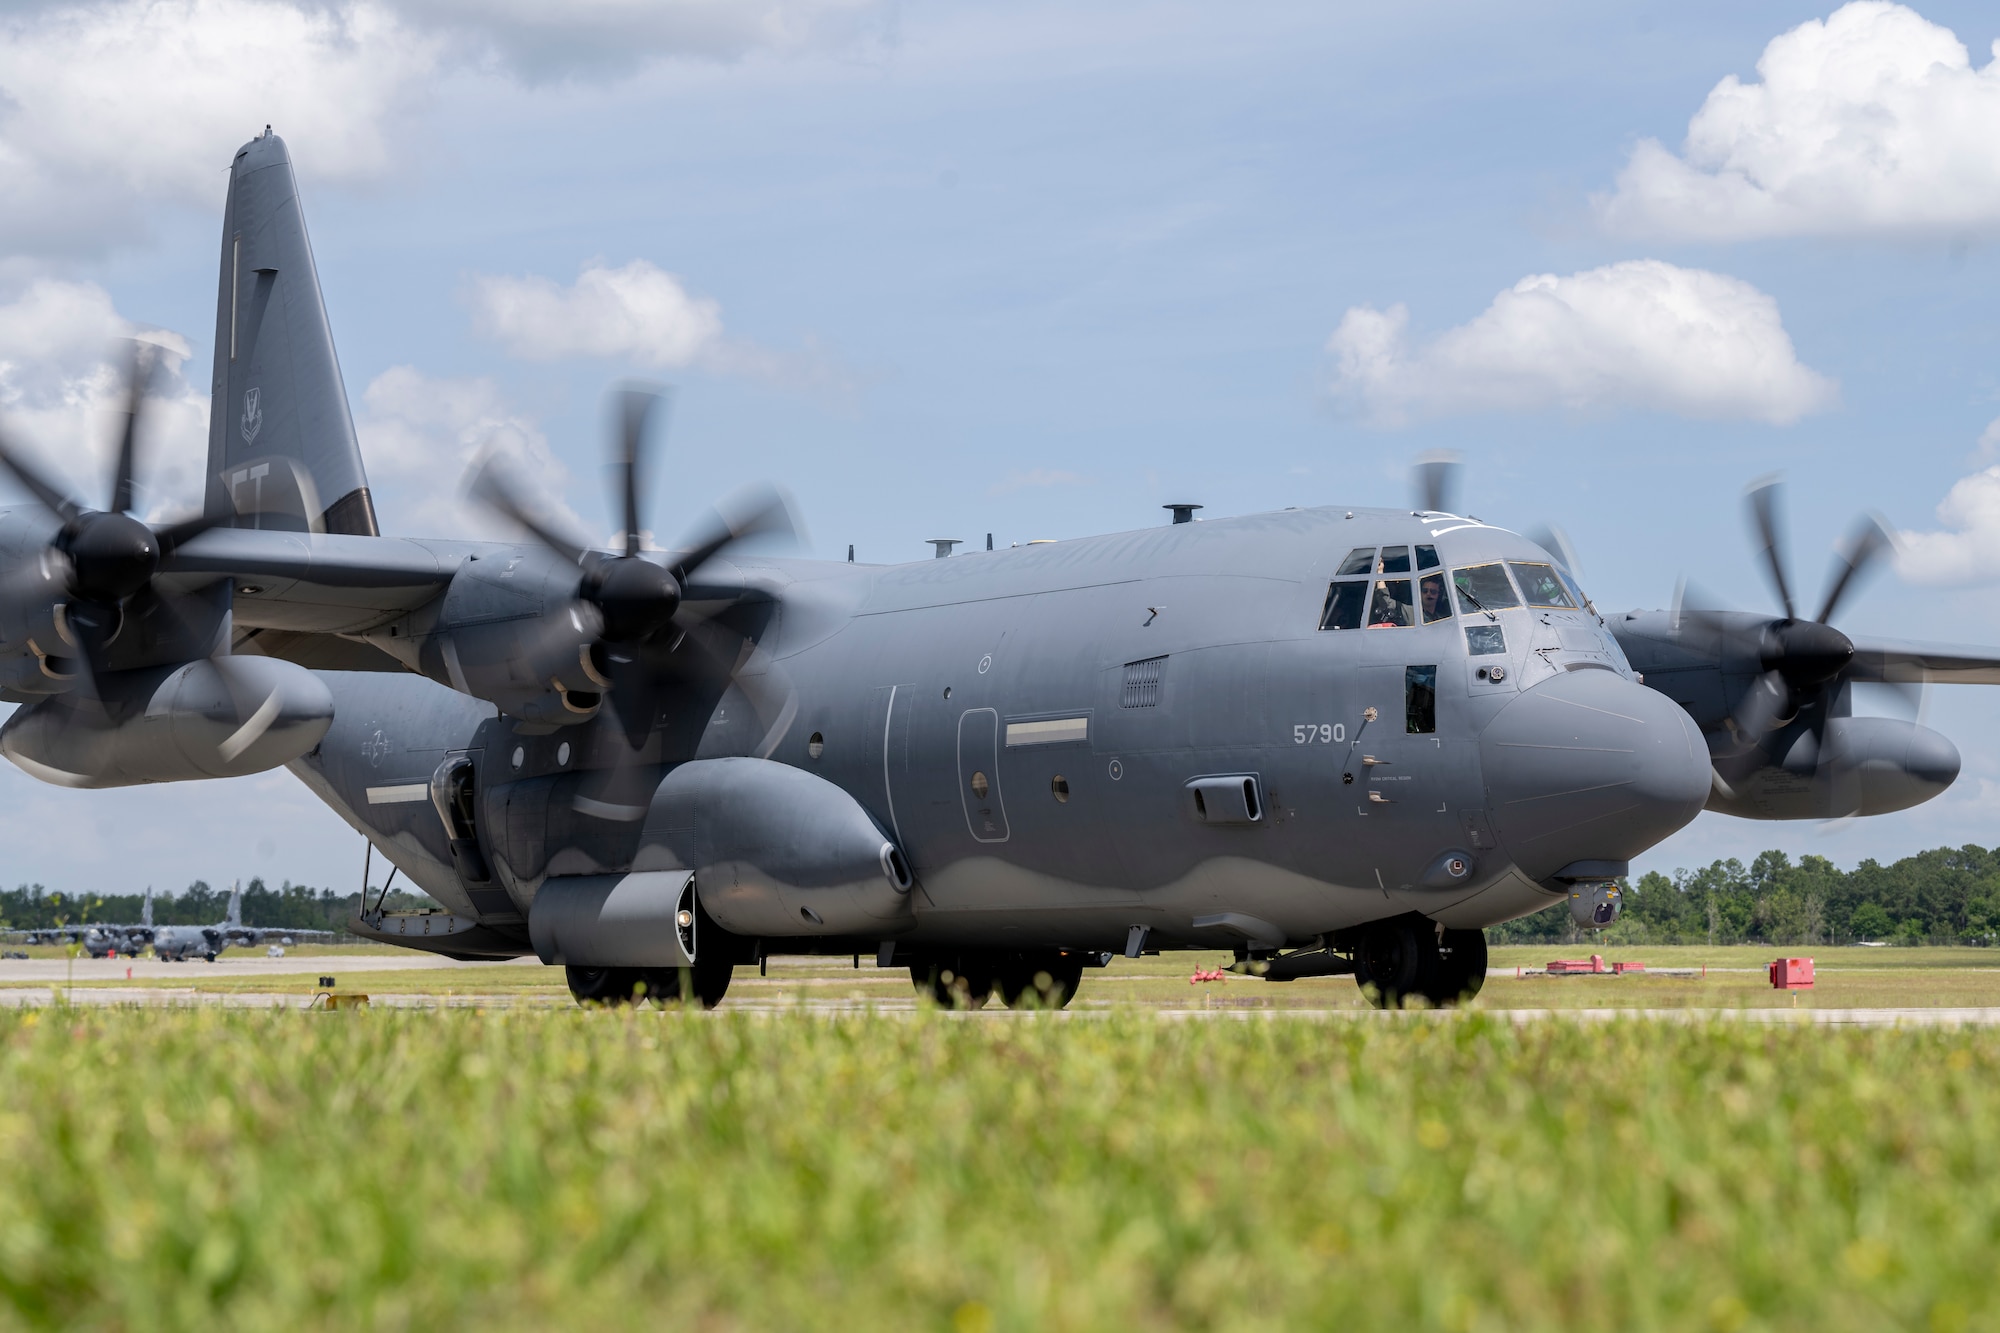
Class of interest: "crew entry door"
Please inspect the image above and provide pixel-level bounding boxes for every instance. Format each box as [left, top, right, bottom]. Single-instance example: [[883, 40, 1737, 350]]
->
[[957, 708, 1009, 842]]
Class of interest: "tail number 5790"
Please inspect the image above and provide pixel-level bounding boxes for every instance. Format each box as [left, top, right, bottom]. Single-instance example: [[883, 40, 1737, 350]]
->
[[1293, 724, 1345, 744]]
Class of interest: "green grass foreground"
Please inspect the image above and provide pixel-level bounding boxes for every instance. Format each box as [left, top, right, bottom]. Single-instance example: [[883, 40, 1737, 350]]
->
[[2, 1010, 1996, 1331]]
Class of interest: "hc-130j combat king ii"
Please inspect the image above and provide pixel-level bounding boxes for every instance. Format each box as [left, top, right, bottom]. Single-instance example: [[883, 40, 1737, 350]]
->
[[0, 131, 1994, 1010]]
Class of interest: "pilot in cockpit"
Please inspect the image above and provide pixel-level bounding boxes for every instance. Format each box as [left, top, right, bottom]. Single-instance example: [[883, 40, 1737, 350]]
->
[[1369, 579, 1415, 627]]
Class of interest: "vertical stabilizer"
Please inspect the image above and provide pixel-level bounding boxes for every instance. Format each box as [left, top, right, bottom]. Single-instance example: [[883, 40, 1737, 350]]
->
[[206, 130, 378, 536], [142, 886, 153, 929], [227, 882, 242, 928]]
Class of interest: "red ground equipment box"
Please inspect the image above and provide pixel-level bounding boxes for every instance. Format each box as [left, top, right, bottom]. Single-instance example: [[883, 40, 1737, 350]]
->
[[1769, 957, 1814, 989], [1547, 955, 1607, 975]]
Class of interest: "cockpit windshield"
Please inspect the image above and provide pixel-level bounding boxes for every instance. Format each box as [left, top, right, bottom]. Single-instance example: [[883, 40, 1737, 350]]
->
[[1452, 563, 1521, 614], [1336, 547, 1376, 576], [1508, 562, 1576, 609]]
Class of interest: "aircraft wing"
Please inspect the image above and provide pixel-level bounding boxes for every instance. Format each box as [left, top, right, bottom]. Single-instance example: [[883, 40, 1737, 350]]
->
[[1848, 636, 2000, 686], [162, 528, 483, 636]]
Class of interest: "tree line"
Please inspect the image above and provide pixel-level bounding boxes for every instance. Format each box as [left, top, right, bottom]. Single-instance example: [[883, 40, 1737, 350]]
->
[[1492, 845, 2000, 946], [0, 879, 439, 935]]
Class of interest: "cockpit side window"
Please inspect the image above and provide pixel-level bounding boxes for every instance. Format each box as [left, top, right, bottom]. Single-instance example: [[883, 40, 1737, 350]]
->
[[1419, 573, 1451, 624], [1320, 581, 1368, 630], [1555, 565, 1595, 614], [1377, 545, 1411, 574], [1508, 561, 1575, 609], [1368, 579, 1414, 627], [1336, 547, 1376, 576], [1452, 563, 1521, 614]]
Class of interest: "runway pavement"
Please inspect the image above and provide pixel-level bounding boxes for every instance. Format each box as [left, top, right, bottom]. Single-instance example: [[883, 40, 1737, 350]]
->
[[0, 953, 514, 984]]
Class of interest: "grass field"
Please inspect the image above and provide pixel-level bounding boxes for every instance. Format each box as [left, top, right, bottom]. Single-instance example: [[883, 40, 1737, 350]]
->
[[3, 1006, 1998, 1330]]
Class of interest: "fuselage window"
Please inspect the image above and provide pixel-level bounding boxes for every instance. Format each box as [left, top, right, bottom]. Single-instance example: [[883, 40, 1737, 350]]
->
[[1337, 547, 1376, 576], [1419, 573, 1451, 624], [1377, 545, 1412, 574], [1466, 624, 1506, 655], [1320, 581, 1369, 630], [1369, 579, 1414, 627], [1508, 562, 1576, 609], [1452, 563, 1521, 614], [1406, 665, 1437, 734], [1415, 544, 1441, 571]]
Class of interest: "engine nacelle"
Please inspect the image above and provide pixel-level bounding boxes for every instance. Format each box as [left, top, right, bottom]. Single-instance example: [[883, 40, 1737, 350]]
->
[[0, 549, 74, 684], [629, 756, 915, 937], [416, 551, 606, 724], [1708, 717, 1960, 820], [0, 656, 334, 788]]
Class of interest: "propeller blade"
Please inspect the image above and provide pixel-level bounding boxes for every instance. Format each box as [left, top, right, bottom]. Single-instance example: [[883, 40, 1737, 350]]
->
[[1814, 513, 1893, 625], [110, 342, 158, 516], [1412, 450, 1461, 514], [1745, 476, 1797, 620], [0, 425, 84, 522], [1527, 523, 1582, 578], [465, 453, 593, 566], [668, 482, 802, 584], [613, 385, 667, 559], [1732, 667, 1792, 739]]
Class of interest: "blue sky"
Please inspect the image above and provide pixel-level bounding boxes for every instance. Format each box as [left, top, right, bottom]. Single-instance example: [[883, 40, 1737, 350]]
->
[[3, 0, 2000, 897]]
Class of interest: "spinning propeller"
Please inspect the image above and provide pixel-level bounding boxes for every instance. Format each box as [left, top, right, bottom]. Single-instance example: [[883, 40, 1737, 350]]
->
[[0, 343, 224, 685], [1682, 478, 1893, 763], [468, 385, 802, 814]]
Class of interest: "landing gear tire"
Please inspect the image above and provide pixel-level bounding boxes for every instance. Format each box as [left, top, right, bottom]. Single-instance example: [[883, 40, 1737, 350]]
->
[[640, 957, 733, 1011], [1426, 928, 1488, 1005], [1353, 919, 1486, 1009], [912, 959, 992, 1009], [1354, 920, 1426, 1009], [995, 953, 1085, 1009], [565, 966, 648, 1006]]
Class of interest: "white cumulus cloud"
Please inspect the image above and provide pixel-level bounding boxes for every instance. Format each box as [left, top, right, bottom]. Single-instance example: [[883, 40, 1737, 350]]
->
[[0, 0, 441, 260], [354, 366, 581, 541], [468, 261, 726, 369], [0, 279, 208, 517], [1596, 2, 2000, 241], [0, 0, 891, 261], [1326, 259, 1836, 426]]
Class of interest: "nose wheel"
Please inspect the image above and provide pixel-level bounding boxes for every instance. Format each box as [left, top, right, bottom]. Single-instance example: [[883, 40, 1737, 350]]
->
[[1350, 918, 1487, 1009]]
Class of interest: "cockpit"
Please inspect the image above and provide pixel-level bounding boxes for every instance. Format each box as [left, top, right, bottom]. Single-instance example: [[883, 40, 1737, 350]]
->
[[1318, 542, 1596, 662]]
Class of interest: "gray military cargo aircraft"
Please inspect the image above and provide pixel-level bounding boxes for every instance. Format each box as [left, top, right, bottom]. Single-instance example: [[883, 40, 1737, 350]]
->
[[0, 130, 1993, 1009]]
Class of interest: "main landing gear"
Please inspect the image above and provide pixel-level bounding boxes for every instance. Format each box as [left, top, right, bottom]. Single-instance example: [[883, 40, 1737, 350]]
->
[[910, 951, 1088, 1010], [1344, 916, 1487, 1010], [565, 957, 734, 1010]]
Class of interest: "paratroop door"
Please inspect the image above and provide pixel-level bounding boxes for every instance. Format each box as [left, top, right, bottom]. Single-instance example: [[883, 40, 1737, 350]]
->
[[956, 708, 1009, 843]]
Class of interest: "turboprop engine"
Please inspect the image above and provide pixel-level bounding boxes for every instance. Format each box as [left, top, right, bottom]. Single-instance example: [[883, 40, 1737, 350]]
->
[[0, 656, 333, 788]]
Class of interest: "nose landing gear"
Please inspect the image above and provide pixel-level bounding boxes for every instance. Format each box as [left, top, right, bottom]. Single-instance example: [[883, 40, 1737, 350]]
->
[[1346, 916, 1487, 1009]]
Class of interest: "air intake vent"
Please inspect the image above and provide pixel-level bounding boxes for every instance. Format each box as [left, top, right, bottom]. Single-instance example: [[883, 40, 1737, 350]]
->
[[1122, 656, 1165, 708]]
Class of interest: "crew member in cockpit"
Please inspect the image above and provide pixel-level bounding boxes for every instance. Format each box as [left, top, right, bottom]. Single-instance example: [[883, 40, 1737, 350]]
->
[[1370, 580, 1415, 627]]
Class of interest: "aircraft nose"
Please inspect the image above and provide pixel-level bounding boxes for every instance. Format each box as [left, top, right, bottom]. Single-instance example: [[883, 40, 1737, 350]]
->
[[1478, 669, 1710, 882]]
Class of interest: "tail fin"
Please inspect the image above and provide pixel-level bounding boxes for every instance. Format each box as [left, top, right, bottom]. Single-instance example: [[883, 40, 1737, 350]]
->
[[205, 129, 379, 537], [142, 886, 153, 928], [226, 882, 242, 927]]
